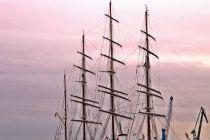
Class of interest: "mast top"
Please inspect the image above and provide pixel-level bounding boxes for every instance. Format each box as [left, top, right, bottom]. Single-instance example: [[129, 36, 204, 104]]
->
[[145, 5, 148, 11], [145, 5, 149, 16]]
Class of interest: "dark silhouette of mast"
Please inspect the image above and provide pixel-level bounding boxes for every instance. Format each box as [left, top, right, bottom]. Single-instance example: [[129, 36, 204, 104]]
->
[[54, 72, 68, 140], [109, 1, 115, 139], [145, 7, 151, 140], [64, 72, 68, 140], [98, 1, 132, 140], [72, 31, 101, 140], [137, 6, 165, 140], [81, 32, 86, 140]]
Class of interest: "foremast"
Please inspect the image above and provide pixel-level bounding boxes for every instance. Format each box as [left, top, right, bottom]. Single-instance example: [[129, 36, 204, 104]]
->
[[72, 31, 101, 140], [137, 7, 165, 140], [98, 1, 131, 140]]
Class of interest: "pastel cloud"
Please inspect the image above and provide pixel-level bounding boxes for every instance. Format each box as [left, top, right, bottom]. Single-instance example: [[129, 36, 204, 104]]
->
[[0, 0, 210, 139]]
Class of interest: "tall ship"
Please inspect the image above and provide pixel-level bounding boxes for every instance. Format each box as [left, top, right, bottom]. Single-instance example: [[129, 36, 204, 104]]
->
[[53, 1, 208, 140]]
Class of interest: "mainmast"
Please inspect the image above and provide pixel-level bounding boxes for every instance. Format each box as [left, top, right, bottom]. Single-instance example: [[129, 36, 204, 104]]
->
[[98, 1, 131, 140], [145, 7, 151, 140], [137, 6, 165, 140], [108, 1, 115, 139], [72, 31, 101, 140]]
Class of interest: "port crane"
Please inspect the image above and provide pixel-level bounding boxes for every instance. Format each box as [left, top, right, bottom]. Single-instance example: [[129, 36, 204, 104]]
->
[[185, 107, 208, 140], [162, 96, 173, 140]]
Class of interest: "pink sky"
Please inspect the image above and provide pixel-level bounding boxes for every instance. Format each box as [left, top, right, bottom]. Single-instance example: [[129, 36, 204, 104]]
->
[[0, 0, 210, 139]]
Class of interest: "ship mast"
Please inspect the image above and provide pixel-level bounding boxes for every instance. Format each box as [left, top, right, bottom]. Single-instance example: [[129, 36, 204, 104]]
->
[[145, 7, 151, 140], [54, 72, 68, 140], [81, 31, 87, 140], [137, 6, 165, 140], [98, 1, 132, 140], [109, 1, 115, 138], [72, 31, 101, 140], [64, 72, 68, 140]]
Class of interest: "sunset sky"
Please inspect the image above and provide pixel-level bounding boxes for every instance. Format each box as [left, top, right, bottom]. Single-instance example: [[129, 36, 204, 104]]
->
[[0, 0, 210, 139]]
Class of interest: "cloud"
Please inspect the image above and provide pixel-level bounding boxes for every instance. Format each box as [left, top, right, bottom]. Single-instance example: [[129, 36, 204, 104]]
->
[[0, 0, 210, 139]]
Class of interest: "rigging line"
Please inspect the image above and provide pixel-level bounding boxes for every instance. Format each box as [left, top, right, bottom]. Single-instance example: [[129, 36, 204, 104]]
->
[[115, 18, 122, 41], [86, 87, 100, 121], [158, 72, 201, 108], [150, 69, 167, 99], [150, 16, 203, 74], [172, 108, 190, 140], [99, 13, 108, 55], [114, 74, 125, 91], [157, 58, 166, 112], [86, 90, 92, 121], [85, 39, 100, 53], [56, 67, 75, 113], [98, 115, 111, 140], [122, 47, 138, 61], [113, 64, 135, 73], [118, 101, 145, 109], [121, 30, 140, 42], [115, 88, 137, 107], [149, 71, 165, 114], [95, 40, 105, 96], [151, 65, 201, 108], [171, 113, 174, 140], [87, 123, 94, 140], [93, 23, 109, 111], [74, 123, 82, 139], [159, 52, 198, 78], [96, 16, 108, 74], [117, 88, 136, 106], [129, 76, 145, 138], [158, 78, 196, 119], [120, 13, 144, 44], [84, 40, 103, 62], [66, 67, 75, 92], [86, 16, 104, 36], [56, 78, 64, 113], [176, 98, 196, 120], [92, 80, 109, 134], [156, 116, 181, 140]]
